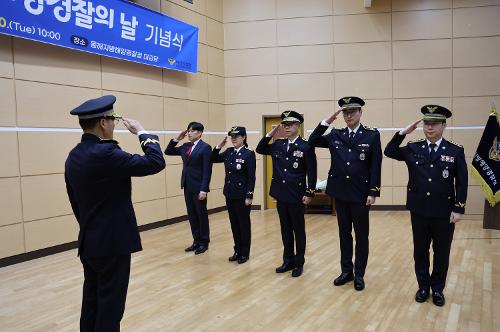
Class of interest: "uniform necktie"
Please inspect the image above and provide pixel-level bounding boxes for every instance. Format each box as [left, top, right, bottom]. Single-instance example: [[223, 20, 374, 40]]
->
[[349, 131, 355, 143], [429, 143, 436, 159], [186, 142, 194, 160]]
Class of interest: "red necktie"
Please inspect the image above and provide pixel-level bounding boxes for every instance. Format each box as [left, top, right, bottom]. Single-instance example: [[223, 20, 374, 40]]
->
[[186, 143, 194, 160]]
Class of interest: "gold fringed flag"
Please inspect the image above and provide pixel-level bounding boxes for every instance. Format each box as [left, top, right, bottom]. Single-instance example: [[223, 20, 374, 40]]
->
[[471, 105, 500, 206]]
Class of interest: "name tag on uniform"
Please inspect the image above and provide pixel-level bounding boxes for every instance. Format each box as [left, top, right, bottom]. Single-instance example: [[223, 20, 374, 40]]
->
[[358, 143, 370, 148], [440, 155, 455, 163], [236, 158, 245, 163], [293, 150, 304, 158]]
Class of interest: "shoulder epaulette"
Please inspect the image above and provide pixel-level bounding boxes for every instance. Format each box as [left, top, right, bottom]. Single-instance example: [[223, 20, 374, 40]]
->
[[447, 140, 464, 148], [244, 146, 254, 152], [363, 125, 378, 131]]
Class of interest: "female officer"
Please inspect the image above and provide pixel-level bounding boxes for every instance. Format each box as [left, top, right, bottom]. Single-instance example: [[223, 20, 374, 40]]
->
[[212, 127, 256, 264]]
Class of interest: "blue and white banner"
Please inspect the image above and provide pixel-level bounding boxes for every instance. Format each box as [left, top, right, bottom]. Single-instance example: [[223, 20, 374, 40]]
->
[[0, 0, 199, 73]]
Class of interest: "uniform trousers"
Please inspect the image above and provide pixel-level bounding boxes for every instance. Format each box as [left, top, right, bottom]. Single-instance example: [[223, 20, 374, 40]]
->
[[226, 197, 251, 257], [80, 254, 131, 332], [410, 212, 455, 292], [276, 201, 306, 267], [335, 199, 370, 277]]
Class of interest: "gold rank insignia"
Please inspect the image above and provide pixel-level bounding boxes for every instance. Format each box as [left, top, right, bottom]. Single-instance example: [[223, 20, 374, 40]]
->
[[371, 187, 380, 192], [283, 111, 291, 118], [141, 138, 160, 146], [448, 140, 464, 148], [426, 106, 438, 113], [455, 202, 466, 208], [343, 97, 351, 104]]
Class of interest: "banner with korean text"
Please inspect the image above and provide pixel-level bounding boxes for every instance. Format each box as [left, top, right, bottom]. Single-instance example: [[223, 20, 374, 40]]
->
[[0, 0, 199, 73]]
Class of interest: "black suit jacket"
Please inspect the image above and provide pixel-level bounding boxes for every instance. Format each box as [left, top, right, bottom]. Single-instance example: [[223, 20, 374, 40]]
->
[[308, 123, 382, 203], [384, 132, 468, 218], [165, 139, 212, 193], [256, 136, 317, 204], [212, 146, 256, 199], [65, 133, 165, 257]]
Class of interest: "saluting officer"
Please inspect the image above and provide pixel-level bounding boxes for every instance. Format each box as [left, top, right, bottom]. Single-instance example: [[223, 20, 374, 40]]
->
[[65, 95, 165, 331], [212, 126, 256, 264], [384, 105, 468, 307], [308, 97, 382, 291], [256, 110, 317, 278]]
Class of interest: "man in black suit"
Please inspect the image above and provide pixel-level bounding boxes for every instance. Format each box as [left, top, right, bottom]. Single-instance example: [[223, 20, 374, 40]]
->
[[384, 105, 468, 306], [165, 122, 212, 254], [256, 110, 317, 278], [308, 97, 382, 291], [65, 95, 165, 331]]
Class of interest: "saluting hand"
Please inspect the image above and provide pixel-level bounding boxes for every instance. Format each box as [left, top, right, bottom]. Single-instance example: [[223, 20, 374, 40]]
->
[[219, 136, 228, 148], [325, 109, 343, 124], [123, 118, 145, 135], [268, 124, 281, 138], [401, 119, 421, 135], [176, 129, 188, 141]]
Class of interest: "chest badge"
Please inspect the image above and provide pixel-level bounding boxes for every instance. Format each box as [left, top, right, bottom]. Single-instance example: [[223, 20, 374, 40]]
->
[[440, 155, 455, 163], [442, 169, 449, 178], [360, 153, 366, 161], [293, 162, 299, 169]]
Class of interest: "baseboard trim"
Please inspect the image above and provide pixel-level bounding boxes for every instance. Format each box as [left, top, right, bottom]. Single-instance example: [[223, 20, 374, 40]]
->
[[0, 241, 79, 268], [0, 204, 263, 268]]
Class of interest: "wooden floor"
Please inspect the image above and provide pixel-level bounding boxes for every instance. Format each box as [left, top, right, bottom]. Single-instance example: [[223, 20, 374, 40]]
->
[[0, 210, 499, 331]]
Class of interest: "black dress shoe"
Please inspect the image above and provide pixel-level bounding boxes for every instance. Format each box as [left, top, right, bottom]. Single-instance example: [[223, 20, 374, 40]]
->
[[291, 267, 303, 278], [275, 262, 294, 273], [185, 244, 197, 252], [228, 253, 239, 262], [194, 246, 208, 255], [333, 272, 354, 286], [432, 291, 445, 306], [237, 256, 248, 264], [354, 276, 365, 291], [415, 289, 430, 303]]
